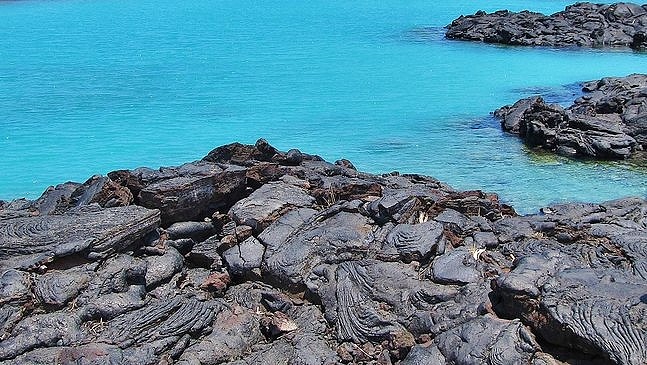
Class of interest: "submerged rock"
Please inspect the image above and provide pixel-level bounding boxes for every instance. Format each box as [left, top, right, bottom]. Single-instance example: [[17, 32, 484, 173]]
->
[[495, 74, 647, 160], [0, 139, 645, 364], [446, 2, 647, 50]]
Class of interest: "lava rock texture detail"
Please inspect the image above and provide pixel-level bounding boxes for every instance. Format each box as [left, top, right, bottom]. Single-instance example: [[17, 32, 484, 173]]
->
[[0, 139, 645, 364]]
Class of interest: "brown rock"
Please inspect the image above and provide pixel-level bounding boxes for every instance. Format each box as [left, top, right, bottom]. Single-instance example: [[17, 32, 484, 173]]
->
[[200, 272, 230, 293]]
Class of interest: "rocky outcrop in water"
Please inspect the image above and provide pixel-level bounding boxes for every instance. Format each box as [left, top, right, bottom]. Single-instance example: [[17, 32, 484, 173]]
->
[[494, 73, 647, 159], [0, 139, 646, 364], [446, 2, 647, 50]]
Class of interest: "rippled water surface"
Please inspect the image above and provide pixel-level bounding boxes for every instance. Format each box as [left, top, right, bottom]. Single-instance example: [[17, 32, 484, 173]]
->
[[1, 0, 646, 213]]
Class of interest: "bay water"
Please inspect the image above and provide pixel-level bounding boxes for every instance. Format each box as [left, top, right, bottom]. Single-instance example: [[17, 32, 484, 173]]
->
[[1, 0, 646, 213]]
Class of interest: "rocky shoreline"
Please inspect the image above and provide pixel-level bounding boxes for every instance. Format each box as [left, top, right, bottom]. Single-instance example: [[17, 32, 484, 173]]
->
[[0, 139, 645, 364], [446, 2, 647, 50], [494, 73, 647, 160]]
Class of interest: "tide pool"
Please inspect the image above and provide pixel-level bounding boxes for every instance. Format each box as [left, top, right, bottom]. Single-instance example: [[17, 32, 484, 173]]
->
[[1, 0, 646, 213]]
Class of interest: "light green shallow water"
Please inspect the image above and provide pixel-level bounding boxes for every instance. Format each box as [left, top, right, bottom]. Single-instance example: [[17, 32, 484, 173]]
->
[[1, 0, 646, 213]]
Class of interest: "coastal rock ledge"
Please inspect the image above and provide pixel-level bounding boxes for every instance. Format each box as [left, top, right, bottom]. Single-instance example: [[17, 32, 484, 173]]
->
[[495, 73, 647, 160], [446, 2, 647, 50], [1, 139, 646, 364]]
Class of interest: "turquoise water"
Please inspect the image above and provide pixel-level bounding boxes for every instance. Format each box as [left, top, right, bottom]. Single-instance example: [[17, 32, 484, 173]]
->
[[1, 0, 646, 213]]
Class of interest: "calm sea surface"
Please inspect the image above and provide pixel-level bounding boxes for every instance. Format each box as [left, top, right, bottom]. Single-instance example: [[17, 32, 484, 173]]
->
[[1, 0, 646, 213]]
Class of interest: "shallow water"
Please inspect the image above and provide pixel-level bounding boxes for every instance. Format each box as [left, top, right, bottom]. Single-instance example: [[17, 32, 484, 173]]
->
[[1, 0, 646, 213]]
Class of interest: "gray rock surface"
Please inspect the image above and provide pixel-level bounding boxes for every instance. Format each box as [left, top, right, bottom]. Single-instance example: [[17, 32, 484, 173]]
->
[[0, 205, 160, 269], [222, 236, 265, 277], [0, 139, 644, 364], [166, 221, 216, 241], [138, 166, 247, 225], [446, 2, 647, 50], [229, 181, 316, 233], [416, 315, 551, 365], [431, 247, 481, 285], [495, 74, 647, 160]]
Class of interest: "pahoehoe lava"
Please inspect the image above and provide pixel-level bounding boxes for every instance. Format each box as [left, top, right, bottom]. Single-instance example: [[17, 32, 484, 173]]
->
[[0, 139, 645, 364]]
